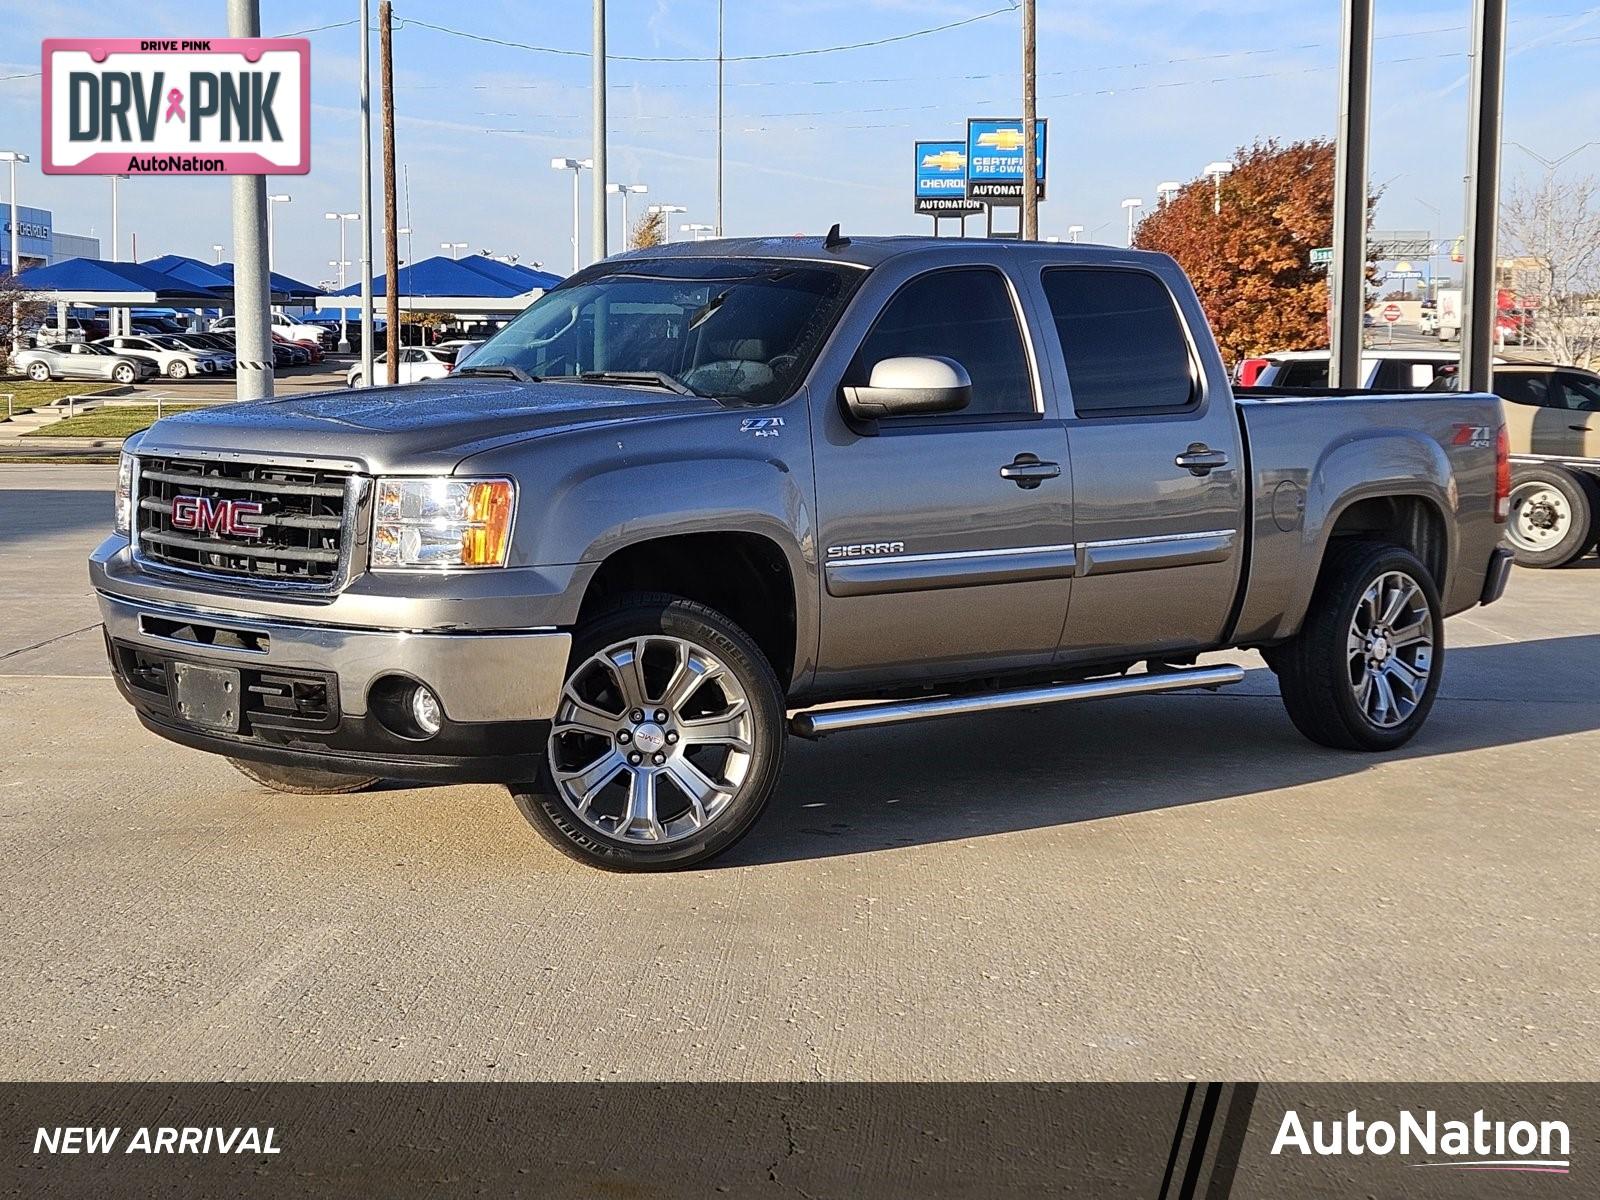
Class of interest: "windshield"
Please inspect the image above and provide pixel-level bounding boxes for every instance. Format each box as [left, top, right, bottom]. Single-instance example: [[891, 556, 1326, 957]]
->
[[462, 257, 860, 403]]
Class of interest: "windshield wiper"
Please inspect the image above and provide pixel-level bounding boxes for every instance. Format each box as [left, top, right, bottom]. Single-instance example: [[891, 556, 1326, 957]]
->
[[457, 364, 539, 382], [576, 370, 698, 397]]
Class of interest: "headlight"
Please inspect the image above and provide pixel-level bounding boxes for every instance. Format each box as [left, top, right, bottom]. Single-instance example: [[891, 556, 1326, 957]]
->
[[372, 477, 515, 569], [115, 451, 134, 536]]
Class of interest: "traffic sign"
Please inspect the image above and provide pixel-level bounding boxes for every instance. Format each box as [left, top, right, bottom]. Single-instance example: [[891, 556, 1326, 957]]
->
[[1310, 246, 1334, 266], [1382, 304, 1403, 323]]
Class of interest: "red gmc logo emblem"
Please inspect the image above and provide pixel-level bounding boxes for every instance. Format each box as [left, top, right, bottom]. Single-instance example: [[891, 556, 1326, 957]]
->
[[170, 494, 265, 539]]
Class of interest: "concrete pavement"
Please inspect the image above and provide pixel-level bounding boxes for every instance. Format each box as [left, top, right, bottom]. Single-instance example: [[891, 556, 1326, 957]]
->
[[2, 464, 1597, 1082]]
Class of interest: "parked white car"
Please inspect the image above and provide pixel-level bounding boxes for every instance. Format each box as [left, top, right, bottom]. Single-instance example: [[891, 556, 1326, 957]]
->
[[98, 335, 225, 380], [1239, 348, 1509, 390], [210, 311, 328, 347], [346, 346, 456, 388]]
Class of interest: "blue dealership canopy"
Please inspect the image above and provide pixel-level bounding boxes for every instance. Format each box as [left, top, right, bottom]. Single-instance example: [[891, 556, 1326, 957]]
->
[[326, 254, 553, 313], [18, 257, 225, 303]]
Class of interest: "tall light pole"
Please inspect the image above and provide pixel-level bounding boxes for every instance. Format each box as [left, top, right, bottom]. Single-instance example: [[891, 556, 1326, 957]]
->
[[551, 157, 592, 272], [1156, 180, 1182, 207], [358, 0, 375, 390], [592, 0, 609, 264], [1067, 224, 1084, 243], [440, 241, 466, 260], [715, 0, 724, 236], [110, 174, 128, 262], [648, 204, 687, 244], [1203, 161, 1233, 216], [682, 223, 714, 242], [325, 211, 359, 352], [212, 243, 225, 264], [1, 150, 28, 359], [606, 183, 647, 252], [1021, 0, 1038, 241], [1329, 0, 1373, 390], [228, 0, 273, 400], [266, 193, 291, 275], [1461, 0, 1507, 394], [1121, 197, 1143, 247]]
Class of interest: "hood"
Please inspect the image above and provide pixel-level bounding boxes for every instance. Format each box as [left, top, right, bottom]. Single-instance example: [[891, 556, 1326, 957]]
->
[[131, 377, 728, 473]]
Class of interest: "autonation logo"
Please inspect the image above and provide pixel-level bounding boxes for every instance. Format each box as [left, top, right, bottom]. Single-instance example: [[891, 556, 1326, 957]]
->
[[1272, 1108, 1571, 1175]]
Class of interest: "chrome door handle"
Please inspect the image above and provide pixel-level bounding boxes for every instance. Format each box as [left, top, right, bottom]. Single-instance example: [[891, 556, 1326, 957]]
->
[[1000, 455, 1061, 489], [1174, 444, 1230, 476]]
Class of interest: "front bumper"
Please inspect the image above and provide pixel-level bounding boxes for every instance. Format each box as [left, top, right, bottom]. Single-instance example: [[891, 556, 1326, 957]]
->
[[97, 589, 571, 782], [1480, 545, 1514, 605]]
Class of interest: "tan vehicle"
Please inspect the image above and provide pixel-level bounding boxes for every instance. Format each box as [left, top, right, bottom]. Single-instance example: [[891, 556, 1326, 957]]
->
[[1493, 364, 1600, 567]]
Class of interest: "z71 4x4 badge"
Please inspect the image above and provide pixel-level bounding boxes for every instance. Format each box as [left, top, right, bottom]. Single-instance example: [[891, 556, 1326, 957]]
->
[[739, 416, 784, 438]]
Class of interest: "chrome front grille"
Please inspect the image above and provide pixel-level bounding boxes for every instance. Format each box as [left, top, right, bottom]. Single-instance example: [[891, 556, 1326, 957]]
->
[[133, 455, 357, 590]]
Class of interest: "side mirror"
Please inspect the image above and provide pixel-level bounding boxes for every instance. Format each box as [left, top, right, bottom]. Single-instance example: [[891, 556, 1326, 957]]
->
[[843, 356, 972, 420]]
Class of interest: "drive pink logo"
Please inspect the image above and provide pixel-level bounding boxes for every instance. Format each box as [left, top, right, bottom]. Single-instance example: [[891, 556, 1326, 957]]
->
[[42, 38, 310, 176]]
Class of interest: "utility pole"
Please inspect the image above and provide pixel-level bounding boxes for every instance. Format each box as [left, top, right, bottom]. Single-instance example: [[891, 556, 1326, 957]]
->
[[380, 1, 399, 383], [358, 0, 375, 389], [227, 0, 272, 401], [1021, 0, 1038, 241], [716, 0, 725, 236], [2, 150, 28, 360], [591, 0, 609, 263], [1328, 0, 1372, 390]]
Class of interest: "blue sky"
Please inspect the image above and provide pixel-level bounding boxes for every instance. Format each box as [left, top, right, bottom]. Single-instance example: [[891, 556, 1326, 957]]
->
[[3, 0, 1598, 285]]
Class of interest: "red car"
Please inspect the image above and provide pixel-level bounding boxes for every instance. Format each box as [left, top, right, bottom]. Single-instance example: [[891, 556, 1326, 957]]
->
[[271, 332, 324, 363]]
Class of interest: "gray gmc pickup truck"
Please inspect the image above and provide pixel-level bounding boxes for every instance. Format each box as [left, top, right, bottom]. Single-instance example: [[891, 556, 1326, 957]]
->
[[91, 236, 1514, 870]]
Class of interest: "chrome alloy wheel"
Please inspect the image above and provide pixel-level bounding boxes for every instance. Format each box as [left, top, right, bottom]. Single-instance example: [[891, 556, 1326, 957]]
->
[[1506, 483, 1572, 553], [1347, 570, 1433, 729], [548, 635, 754, 844]]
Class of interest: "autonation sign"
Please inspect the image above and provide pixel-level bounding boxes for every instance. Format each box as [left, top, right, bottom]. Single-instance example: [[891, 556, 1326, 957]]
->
[[42, 38, 309, 175]]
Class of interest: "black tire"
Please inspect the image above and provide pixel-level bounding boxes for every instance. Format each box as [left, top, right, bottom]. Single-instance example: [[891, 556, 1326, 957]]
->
[[112, 363, 135, 384], [510, 594, 786, 872], [1275, 540, 1444, 752], [168, 360, 189, 379], [1505, 465, 1594, 568], [227, 757, 382, 795]]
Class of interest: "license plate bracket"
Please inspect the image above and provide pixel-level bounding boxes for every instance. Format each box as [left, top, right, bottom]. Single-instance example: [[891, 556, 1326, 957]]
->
[[171, 662, 243, 733]]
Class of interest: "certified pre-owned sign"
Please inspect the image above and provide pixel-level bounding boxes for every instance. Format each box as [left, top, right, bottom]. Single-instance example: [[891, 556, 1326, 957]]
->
[[42, 38, 309, 175]]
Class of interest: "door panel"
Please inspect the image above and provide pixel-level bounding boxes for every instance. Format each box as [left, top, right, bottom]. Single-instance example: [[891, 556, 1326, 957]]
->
[[1037, 265, 1247, 662]]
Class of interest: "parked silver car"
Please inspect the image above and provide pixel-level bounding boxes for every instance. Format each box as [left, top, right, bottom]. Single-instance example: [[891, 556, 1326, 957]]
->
[[13, 342, 158, 384]]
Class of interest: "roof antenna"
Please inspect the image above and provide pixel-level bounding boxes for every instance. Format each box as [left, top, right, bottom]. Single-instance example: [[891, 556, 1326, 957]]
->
[[823, 222, 850, 251]]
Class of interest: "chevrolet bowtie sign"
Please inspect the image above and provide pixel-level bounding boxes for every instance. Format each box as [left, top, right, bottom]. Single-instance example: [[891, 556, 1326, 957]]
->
[[42, 38, 310, 175]]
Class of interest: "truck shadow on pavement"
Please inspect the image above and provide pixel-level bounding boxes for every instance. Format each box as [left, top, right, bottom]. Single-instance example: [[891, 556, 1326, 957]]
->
[[718, 634, 1600, 868]]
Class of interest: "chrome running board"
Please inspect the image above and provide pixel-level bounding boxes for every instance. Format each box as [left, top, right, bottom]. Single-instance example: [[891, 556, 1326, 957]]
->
[[789, 664, 1246, 738]]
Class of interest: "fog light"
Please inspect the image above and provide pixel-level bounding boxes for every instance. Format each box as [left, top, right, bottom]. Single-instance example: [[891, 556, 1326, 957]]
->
[[410, 686, 443, 736]]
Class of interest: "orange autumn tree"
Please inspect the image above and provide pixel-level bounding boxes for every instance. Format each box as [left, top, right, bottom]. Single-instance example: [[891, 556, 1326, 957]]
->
[[1134, 138, 1352, 366]]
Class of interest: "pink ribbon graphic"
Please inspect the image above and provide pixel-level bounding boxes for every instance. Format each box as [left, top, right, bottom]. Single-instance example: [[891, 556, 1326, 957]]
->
[[164, 88, 185, 123]]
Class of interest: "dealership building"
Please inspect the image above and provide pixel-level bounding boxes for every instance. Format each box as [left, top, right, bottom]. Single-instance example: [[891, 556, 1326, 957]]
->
[[0, 202, 100, 273]]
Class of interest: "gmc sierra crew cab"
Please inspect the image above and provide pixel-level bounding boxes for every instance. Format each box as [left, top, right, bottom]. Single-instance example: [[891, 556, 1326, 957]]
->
[[91, 236, 1514, 870]]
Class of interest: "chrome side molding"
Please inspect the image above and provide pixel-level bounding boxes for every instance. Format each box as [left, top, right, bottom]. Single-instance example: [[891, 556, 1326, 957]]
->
[[789, 663, 1246, 738]]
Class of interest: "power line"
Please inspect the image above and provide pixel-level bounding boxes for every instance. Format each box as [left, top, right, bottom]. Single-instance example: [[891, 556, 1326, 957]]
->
[[395, 5, 1020, 63]]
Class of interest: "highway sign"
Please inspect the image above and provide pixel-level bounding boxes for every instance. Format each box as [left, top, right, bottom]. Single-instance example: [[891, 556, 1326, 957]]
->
[[914, 141, 983, 217], [1310, 247, 1334, 266], [964, 118, 1046, 203]]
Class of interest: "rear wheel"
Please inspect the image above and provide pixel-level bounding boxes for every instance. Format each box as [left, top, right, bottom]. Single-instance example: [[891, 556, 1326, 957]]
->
[[1275, 540, 1443, 751], [511, 595, 786, 871], [227, 757, 382, 795], [1506, 466, 1594, 568]]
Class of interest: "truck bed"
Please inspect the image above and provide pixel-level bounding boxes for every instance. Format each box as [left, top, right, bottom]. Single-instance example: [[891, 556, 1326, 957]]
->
[[1230, 386, 1506, 644]]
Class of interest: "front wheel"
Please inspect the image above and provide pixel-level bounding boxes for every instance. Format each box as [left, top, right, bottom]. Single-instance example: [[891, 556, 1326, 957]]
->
[[1274, 541, 1443, 751], [1505, 466, 1595, 568], [510, 595, 786, 871], [28, 362, 51, 381], [168, 360, 189, 379], [112, 364, 135, 384]]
